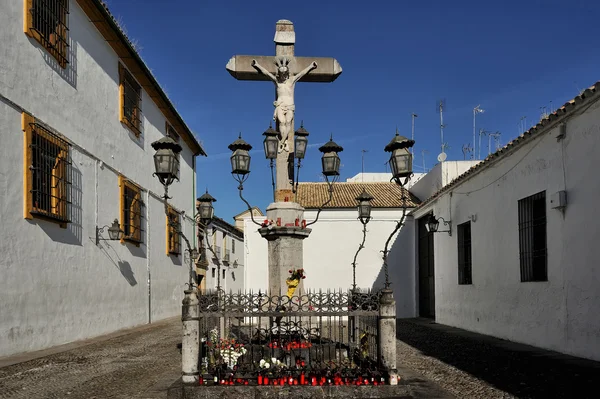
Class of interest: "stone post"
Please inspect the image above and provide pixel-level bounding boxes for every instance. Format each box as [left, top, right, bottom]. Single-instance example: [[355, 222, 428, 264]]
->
[[181, 289, 199, 384], [378, 289, 397, 381]]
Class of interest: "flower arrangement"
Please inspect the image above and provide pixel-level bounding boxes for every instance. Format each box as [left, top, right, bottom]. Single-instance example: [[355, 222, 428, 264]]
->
[[208, 328, 247, 369], [259, 357, 287, 370], [286, 268, 306, 298]]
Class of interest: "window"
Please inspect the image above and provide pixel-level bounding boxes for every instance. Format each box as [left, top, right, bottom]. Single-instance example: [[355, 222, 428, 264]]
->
[[222, 269, 226, 280], [457, 221, 472, 285], [23, 113, 71, 227], [232, 239, 235, 254], [211, 268, 215, 278], [166, 206, 181, 255], [119, 176, 143, 244], [166, 123, 180, 179], [518, 191, 547, 282], [24, 0, 69, 68], [119, 63, 142, 136]]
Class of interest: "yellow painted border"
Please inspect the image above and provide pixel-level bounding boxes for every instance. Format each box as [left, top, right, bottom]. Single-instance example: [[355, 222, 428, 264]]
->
[[119, 175, 142, 246], [22, 113, 33, 220]]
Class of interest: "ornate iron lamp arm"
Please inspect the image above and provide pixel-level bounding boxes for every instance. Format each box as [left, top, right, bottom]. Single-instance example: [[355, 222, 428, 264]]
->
[[381, 186, 409, 289], [269, 159, 276, 202], [351, 222, 368, 292], [238, 183, 262, 226], [306, 175, 336, 227]]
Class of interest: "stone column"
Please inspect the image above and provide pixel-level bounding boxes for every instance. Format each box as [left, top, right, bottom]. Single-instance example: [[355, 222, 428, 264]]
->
[[259, 202, 311, 296], [378, 289, 397, 381], [181, 289, 199, 384]]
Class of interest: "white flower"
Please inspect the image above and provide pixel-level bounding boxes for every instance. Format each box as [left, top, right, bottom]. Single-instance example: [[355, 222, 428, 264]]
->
[[271, 357, 277, 364], [264, 362, 270, 368]]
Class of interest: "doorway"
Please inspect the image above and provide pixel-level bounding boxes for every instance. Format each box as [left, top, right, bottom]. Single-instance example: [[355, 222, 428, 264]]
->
[[418, 215, 435, 318]]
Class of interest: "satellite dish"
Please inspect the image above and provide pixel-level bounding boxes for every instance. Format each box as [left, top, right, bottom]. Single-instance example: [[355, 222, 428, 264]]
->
[[437, 152, 447, 162]]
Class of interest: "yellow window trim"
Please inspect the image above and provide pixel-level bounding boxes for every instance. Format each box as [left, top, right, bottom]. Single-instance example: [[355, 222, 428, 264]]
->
[[166, 204, 181, 256], [22, 113, 69, 228], [23, 0, 68, 69], [118, 63, 142, 137], [119, 175, 142, 246]]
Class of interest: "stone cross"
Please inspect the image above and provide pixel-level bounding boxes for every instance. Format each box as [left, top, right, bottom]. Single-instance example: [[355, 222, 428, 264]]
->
[[226, 19, 342, 202]]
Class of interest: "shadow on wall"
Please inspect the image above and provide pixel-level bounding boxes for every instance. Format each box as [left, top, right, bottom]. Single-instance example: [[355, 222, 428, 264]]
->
[[372, 220, 414, 317], [97, 241, 138, 287], [40, 36, 78, 89], [36, 163, 83, 245]]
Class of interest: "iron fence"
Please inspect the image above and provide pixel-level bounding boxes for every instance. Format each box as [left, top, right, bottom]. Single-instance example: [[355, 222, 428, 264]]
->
[[197, 289, 386, 386]]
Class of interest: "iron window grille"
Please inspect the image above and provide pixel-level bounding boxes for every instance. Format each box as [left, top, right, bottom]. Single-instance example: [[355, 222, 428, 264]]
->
[[518, 191, 547, 282], [120, 177, 144, 244], [457, 221, 472, 285], [167, 206, 181, 255], [166, 122, 180, 179], [24, 118, 72, 225], [119, 63, 143, 136], [25, 0, 70, 68]]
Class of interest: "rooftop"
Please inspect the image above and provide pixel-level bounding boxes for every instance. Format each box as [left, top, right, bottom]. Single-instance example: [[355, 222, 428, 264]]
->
[[296, 182, 420, 209]]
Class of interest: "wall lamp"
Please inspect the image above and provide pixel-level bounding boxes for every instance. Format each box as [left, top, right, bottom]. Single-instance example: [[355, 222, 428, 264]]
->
[[96, 219, 124, 245], [425, 214, 452, 236]]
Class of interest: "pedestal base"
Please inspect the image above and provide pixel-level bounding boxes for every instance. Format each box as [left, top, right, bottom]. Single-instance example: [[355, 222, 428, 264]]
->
[[259, 202, 311, 296]]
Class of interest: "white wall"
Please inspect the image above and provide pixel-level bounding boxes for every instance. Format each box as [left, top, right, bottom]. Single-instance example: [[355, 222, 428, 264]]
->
[[346, 172, 425, 188], [413, 98, 600, 361], [0, 0, 198, 357], [204, 224, 244, 293], [410, 161, 480, 201], [244, 209, 417, 317]]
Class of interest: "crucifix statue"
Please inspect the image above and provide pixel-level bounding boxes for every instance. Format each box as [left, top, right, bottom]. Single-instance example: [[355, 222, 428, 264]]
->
[[251, 57, 318, 153], [226, 19, 342, 202]]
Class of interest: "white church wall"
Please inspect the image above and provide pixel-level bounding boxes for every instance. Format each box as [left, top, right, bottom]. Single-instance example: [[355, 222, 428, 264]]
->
[[244, 208, 417, 317], [0, 1, 198, 357], [413, 97, 600, 361]]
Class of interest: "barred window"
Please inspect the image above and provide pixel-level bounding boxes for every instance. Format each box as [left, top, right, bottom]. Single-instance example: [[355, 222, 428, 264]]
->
[[166, 122, 180, 178], [457, 221, 472, 285], [232, 239, 235, 254], [166, 206, 181, 255], [518, 191, 547, 282], [119, 176, 143, 244], [23, 113, 72, 227], [24, 0, 69, 68], [119, 63, 142, 136]]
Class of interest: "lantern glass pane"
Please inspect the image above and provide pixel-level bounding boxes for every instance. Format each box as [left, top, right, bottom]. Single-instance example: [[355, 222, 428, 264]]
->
[[199, 202, 213, 221], [108, 227, 119, 240], [391, 148, 412, 178], [322, 152, 340, 176], [231, 150, 251, 175], [154, 150, 175, 176], [295, 136, 308, 159], [359, 202, 371, 220], [264, 137, 278, 160]]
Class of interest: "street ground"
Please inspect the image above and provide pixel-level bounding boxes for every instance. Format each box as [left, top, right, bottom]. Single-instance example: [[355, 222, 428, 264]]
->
[[1, 317, 599, 398]]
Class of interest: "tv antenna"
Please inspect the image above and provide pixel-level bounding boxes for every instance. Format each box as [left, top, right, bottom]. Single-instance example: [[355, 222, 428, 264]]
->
[[478, 128, 489, 160], [462, 143, 473, 160], [421, 149, 429, 173], [488, 132, 501, 155], [540, 106, 548, 119], [361, 149, 368, 180], [518, 116, 527, 134], [436, 99, 447, 156], [410, 113, 418, 154], [473, 105, 484, 159]]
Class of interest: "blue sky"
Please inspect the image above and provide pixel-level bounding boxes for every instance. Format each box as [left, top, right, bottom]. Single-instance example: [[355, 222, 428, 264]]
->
[[104, 0, 600, 222]]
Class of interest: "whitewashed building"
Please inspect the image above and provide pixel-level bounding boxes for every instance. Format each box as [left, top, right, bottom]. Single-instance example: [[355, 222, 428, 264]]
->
[[203, 217, 245, 293], [233, 206, 263, 232], [412, 83, 600, 361], [243, 181, 420, 317], [0, 0, 205, 357]]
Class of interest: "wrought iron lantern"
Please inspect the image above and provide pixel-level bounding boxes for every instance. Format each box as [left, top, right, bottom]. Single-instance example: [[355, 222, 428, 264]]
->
[[96, 218, 124, 245], [151, 136, 182, 187], [196, 190, 216, 224], [424, 213, 452, 236], [228, 133, 252, 183], [356, 189, 374, 224], [262, 124, 279, 160], [294, 122, 310, 160], [318, 135, 344, 177], [190, 248, 199, 261], [384, 130, 415, 186]]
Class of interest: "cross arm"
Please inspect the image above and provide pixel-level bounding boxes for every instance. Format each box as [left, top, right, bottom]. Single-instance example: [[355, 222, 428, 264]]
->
[[226, 55, 342, 83]]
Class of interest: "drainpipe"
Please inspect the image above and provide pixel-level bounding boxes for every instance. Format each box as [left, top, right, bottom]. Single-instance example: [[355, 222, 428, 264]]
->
[[147, 190, 152, 324], [192, 155, 196, 248]]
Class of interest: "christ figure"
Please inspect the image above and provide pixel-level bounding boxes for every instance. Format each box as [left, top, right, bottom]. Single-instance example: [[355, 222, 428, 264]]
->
[[251, 57, 317, 152]]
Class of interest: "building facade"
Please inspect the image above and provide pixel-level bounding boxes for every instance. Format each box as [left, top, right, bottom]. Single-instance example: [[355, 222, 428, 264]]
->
[[0, 0, 205, 357], [202, 217, 245, 293], [412, 84, 600, 361]]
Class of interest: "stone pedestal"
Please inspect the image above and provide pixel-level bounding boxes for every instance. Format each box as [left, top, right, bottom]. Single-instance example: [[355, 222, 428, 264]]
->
[[378, 289, 397, 373], [259, 202, 311, 296], [181, 290, 200, 385]]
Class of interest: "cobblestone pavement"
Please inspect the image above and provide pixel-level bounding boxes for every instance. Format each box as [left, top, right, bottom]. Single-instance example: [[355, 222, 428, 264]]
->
[[0, 318, 182, 399], [396, 318, 600, 399]]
